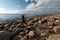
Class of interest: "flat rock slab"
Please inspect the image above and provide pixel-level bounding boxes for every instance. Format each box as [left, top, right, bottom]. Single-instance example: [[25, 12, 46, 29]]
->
[[48, 34, 60, 40]]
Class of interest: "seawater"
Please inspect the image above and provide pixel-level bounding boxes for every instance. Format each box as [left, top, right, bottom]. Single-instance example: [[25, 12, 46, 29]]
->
[[0, 14, 22, 22], [0, 14, 37, 22]]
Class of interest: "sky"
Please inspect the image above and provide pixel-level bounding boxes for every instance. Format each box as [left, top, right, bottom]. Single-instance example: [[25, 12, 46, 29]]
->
[[0, 0, 60, 14]]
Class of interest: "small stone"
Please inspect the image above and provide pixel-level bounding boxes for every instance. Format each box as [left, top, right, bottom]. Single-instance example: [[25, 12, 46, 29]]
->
[[48, 26, 53, 28], [53, 26, 60, 33], [27, 26, 31, 29], [40, 33, 47, 36], [27, 26, 33, 31], [38, 20, 41, 24], [19, 32, 25, 36], [4, 24, 9, 27], [11, 25, 14, 28], [47, 22, 53, 26], [14, 28, 22, 34], [33, 18, 37, 21], [28, 31, 34, 37], [8, 28, 12, 31], [55, 20, 60, 23], [27, 21, 32, 25], [25, 30, 29, 34]]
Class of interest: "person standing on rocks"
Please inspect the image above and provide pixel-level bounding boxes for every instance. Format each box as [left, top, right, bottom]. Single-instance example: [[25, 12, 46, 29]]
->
[[21, 15, 27, 28]]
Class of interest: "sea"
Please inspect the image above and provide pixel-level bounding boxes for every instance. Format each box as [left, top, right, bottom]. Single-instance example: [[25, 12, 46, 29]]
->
[[0, 14, 37, 22], [0, 14, 22, 22]]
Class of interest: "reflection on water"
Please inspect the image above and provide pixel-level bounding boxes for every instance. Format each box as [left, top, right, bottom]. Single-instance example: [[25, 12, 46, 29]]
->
[[0, 14, 37, 22], [0, 14, 22, 21]]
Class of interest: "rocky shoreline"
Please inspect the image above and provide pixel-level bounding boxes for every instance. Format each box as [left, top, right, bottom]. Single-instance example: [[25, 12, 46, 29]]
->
[[0, 14, 60, 40]]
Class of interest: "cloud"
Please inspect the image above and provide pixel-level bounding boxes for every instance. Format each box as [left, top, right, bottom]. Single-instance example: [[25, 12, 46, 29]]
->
[[25, 3, 36, 11], [0, 8, 21, 14], [0, 0, 60, 14], [0, 8, 5, 12], [25, 0, 29, 2], [24, 0, 34, 2], [23, 0, 60, 14]]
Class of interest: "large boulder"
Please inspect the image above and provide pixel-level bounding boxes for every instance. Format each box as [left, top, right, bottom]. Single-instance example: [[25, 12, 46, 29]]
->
[[0, 31, 11, 40]]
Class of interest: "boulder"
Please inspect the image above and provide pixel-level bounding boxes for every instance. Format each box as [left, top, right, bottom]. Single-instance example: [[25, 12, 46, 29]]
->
[[0, 31, 11, 40]]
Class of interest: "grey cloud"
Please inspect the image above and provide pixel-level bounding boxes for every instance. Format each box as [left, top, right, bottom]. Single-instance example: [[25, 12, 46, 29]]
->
[[23, 0, 60, 14]]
